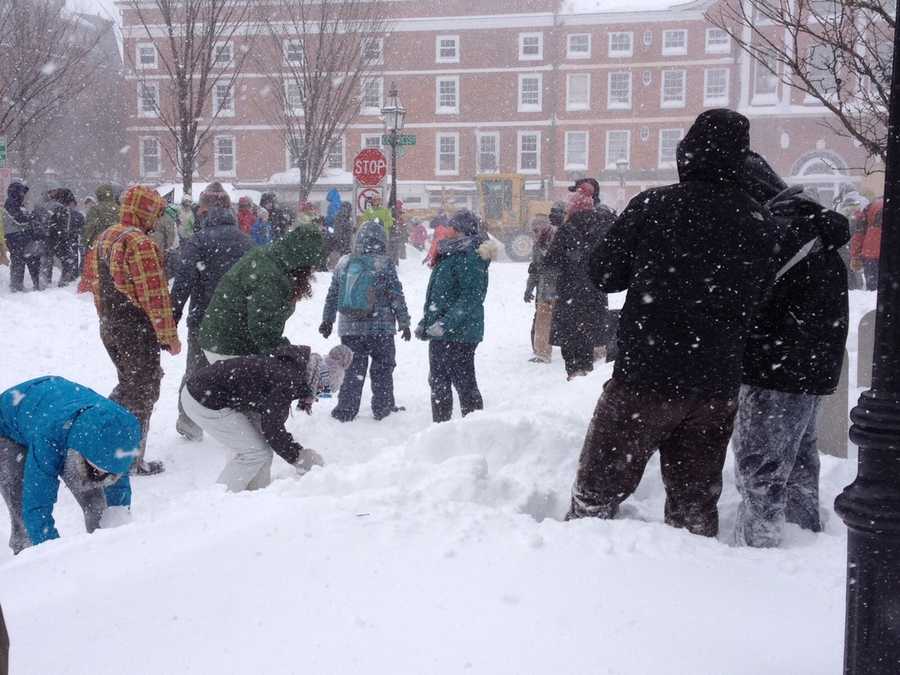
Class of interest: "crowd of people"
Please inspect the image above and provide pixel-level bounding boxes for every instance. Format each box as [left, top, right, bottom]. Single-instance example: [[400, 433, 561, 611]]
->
[[0, 108, 862, 558]]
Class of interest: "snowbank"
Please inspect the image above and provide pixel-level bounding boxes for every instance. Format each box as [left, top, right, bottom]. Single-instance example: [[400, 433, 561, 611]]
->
[[0, 258, 867, 674]]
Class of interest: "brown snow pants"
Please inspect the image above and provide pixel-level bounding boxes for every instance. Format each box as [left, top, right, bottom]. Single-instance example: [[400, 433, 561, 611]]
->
[[568, 377, 737, 537]]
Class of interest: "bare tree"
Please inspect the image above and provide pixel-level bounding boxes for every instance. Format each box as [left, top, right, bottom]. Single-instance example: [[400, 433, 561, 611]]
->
[[0, 0, 107, 171], [708, 0, 895, 172], [260, 0, 389, 199], [126, 0, 256, 194]]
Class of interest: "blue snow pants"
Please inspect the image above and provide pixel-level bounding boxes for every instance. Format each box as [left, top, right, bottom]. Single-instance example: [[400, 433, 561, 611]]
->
[[332, 335, 397, 421]]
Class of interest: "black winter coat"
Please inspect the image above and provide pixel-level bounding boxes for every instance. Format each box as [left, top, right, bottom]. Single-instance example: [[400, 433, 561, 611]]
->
[[742, 205, 850, 395], [546, 207, 613, 347], [170, 208, 253, 329], [590, 109, 806, 399], [186, 346, 313, 465]]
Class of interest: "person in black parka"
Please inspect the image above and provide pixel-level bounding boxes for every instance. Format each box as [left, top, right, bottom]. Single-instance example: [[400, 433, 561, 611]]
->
[[732, 151, 850, 548], [170, 188, 253, 441], [4, 180, 40, 292]]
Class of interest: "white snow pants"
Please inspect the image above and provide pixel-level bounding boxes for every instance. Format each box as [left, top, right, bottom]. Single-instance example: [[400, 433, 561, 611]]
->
[[180, 389, 273, 492]]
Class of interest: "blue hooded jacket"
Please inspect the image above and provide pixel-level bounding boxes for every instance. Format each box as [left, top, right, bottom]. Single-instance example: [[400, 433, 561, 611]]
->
[[0, 377, 140, 545], [324, 188, 342, 232]]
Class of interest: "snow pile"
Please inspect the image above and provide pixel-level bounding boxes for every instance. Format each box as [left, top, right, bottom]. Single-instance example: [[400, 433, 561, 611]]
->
[[0, 257, 868, 674]]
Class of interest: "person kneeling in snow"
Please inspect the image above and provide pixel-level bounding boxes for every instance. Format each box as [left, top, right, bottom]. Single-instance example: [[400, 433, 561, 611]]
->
[[0, 377, 140, 554], [180, 345, 353, 492]]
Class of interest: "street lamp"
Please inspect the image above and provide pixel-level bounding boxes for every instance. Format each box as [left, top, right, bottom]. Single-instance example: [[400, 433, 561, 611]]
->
[[381, 83, 406, 221], [834, 17, 900, 675]]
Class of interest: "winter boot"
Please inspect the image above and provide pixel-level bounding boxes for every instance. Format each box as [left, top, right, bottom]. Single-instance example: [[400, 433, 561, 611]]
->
[[374, 406, 406, 421]]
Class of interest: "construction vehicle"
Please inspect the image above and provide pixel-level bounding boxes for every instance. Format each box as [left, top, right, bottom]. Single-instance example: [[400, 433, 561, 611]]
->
[[475, 174, 553, 262]]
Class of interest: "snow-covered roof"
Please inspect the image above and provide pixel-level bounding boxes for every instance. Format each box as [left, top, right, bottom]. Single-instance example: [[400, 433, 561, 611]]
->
[[561, 0, 704, 13], [268, 167, 355, 187], [154, 182, 261, 205]]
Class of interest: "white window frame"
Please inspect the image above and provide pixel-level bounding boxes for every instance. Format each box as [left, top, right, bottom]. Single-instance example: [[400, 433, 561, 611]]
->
[[213, 82, 235, 118], [607, 71, 632, 110], [139, 136, 161, 177], [361, 134, 383, 150], [476, 131, 500, 174], [214, 135, 236, 177], [135, 42, 157, 70], [285, 80, 304, 116], [703, 68, 730, 106], [518, 73, 543, 113], [363, 37, 384, 65], [326, 136, 345, 170], [517, 131, 541, 175], [567, 33, 591, 59], [137, 81, 159, 118], [662, 29, 688, 56], [658, 128, 684, 168], [436, 35, 460, 64], [752, 49, 779, 104], [360, 77, 383, 115], [435, 75, 460, 114], [566, 73, 591, 111], [660, 69, 687, 108], [435, 132, 460, 176], [213, 41, 233, 67], [519, 32, 544, 61], [564, 131, 589, 171], [705, 28, 730, 54], [608, 32, 633, 58], [283, 39, 303, 65], [605, 129, 630, 169]]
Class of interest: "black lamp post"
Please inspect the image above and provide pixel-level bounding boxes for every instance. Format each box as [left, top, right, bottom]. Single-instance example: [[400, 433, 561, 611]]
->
[[834, 19, 900, 675], [381, 83, 406, 222]]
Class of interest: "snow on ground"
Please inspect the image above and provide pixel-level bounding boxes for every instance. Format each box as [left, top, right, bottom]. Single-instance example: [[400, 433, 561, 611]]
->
[[0, 254, 873, 674]]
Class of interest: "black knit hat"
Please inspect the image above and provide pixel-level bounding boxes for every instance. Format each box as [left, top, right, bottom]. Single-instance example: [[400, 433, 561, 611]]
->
[[449, 209, 480, 236]]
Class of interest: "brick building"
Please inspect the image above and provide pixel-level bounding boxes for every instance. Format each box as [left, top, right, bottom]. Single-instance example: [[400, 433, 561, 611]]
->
[[119, 0, 875, 211]]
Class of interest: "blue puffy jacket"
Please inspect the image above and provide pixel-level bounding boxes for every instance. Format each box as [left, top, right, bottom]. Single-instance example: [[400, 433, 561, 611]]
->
[[0, 377, 140, 545]]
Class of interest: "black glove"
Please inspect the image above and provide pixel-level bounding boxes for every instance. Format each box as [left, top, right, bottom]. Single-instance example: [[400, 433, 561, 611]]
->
[[318, 321, 333, 339], [400, 326, 412, 341], [524, 290, 534, 303], [414, 323, 426, 340]]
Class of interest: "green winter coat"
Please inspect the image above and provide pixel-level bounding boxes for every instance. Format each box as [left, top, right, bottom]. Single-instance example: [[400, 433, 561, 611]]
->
[[200, 225, 324, 356], [83, 184, 120, 248], [418, 238, 496, 344]]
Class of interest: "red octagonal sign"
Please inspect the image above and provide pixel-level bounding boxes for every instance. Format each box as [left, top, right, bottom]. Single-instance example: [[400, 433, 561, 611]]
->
[[352, 148, 388, 187]]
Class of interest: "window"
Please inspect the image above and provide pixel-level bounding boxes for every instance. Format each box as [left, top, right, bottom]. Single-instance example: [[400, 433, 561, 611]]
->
[[608, 32, 633, 57], [518, 74, 542, 112], [807, 45, 838, 98], [364, 37, 383, 64], [140, 137, 161, 176], [566, 73, 590, 111], [327, 137, 344, 170], [605, 130, 630, 169], [567, 33, 591, 58], [284, 39, 303, 64], [704, 68, 730, 105], [753, 48, 779, 101], [519, 32, 543, 60], [436, 133, 459, 175], [436, 76, 459, 114], [138, 81, 159, 117], [361, 134, 382, 150], [517, 131, 541, 174], [361, 78, 383, 113], [136, 43, 157, 69], [808, 0, 838, 17], [565, 131, 589, 171], [661, 70, 686, 107], [705, 28, 730, 54], [214, 136, 235, 176], [608, 72, 631, 109], [643, 30, 653, 46], [213, 83, 234, 117], [658, 128, 684, 167], [214, 42, 232, 66], [436, 35, 459, 63], [285, 81, 304, 115], [662, 29, 687, 56], [477, 132, 500, 173]]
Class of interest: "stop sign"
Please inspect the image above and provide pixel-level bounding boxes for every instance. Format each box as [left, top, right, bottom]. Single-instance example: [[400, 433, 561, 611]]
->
[[352, 148, 388, 186]]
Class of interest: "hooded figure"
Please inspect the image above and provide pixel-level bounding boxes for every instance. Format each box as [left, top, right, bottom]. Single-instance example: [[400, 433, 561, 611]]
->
[[0, 377, 140, 553], [3, 180, 40, 292], [568, 109, 807, 537], [260, 192, 294, 240], [732, 151, 850, 548], [35, 188, 73, 288], [237, 196, 256, 235], [524, 201, 564, 364], [415, 209, 499, 423], [84, 185, 180, 476], [200, 225, 324, 359], [320, 220, 412, 422], [83, 184, 120, 249], [181, 345, 350, 492]]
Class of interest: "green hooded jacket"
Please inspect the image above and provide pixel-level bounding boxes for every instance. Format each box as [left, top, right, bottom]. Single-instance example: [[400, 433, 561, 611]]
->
[[200, 225, 324, 356], [83, 184, 120, 247]]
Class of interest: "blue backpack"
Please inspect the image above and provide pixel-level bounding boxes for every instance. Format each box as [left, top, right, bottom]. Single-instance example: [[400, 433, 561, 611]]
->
[[337, 256, 378, 318]]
